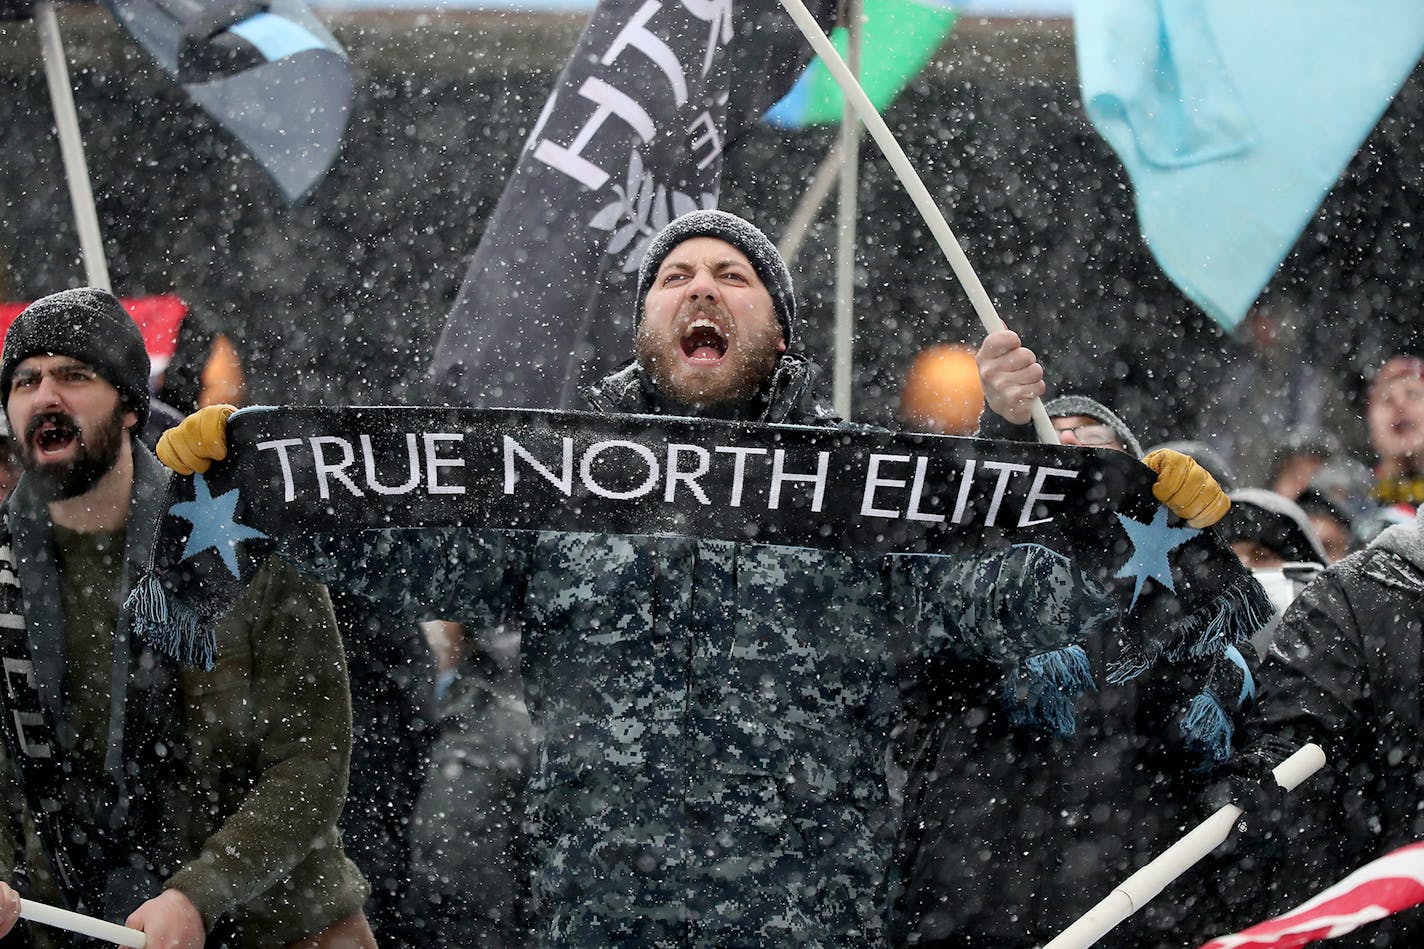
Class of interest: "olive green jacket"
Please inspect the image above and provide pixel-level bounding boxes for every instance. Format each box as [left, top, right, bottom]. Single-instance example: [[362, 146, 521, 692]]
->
[[0, 443, 367, 947]]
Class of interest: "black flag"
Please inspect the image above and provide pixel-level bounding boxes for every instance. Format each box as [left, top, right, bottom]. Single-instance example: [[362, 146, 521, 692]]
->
[[427, 0, 836, 409]]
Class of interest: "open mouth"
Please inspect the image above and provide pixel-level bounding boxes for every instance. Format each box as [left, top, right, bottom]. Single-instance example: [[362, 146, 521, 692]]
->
[[32, 418, 78, 458], [680, 319, 729, 364]]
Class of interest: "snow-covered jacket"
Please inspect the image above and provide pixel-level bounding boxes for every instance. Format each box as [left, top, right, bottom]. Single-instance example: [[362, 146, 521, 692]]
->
[[285, 356, 1114, 947], [1244, 512, 1424, 946]]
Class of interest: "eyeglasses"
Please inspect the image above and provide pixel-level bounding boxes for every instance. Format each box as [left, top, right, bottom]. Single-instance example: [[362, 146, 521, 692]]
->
[[1052, 423, 1122, 448]]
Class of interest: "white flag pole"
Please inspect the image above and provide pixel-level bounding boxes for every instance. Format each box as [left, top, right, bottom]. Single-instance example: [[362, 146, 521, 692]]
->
[[20, 897, 146, 947], [35, 1, 112, 292], [775, 0, 1057, 443], [1043, 743, 1328, 949], [831, 0, 862, 419]]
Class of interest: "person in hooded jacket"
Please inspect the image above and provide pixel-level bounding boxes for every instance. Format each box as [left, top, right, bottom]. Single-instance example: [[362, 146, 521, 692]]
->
[[0, 289, 372, 948], [1229, 505, 1424, 946], [157, 212, 1228, 949]]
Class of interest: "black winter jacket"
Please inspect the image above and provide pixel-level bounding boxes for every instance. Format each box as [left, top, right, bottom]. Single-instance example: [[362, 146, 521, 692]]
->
[[1249, 517, 1424, 946]]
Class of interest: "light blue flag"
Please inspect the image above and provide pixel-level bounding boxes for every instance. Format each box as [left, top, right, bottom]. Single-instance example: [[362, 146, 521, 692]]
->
[[1076, 1, 1424, 331]]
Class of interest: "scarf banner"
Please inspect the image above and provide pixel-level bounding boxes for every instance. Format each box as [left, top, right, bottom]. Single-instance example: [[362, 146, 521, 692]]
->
[[204, 406, 1151, 552], [130, 405, 1270, 761]]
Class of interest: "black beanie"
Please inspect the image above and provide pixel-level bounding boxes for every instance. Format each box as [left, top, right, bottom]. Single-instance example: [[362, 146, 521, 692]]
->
[[635, 210, 796, 346], [1219, 489, 1327, 565], [1, 287, 151, 428]]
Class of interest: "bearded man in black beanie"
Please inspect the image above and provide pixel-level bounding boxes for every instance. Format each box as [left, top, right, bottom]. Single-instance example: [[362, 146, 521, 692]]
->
[[583, 208, 834, 424], [0, 288, 373, 948]]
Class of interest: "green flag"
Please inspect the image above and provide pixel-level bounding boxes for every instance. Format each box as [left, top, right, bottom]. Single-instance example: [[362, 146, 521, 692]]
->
[[764, 0, 957, 127]]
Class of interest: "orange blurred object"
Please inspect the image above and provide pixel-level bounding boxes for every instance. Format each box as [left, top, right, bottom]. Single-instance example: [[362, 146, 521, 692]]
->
[[198, 333, 247, 408], [899, 343, 985, 436]]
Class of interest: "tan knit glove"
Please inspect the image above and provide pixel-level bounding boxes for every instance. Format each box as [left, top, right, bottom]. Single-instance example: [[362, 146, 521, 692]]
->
[[1142, 448, 1230, 528], [156, 404, 236, 475]]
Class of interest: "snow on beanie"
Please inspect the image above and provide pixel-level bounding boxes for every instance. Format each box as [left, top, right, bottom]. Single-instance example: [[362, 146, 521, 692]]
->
[[0, 287, 151, 428], [635, 209, 796, 347], [1044, 395, 1143, 459]]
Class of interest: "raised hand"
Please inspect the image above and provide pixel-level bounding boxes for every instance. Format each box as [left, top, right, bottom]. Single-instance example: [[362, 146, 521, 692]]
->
[[975, 329, 1045, 425]]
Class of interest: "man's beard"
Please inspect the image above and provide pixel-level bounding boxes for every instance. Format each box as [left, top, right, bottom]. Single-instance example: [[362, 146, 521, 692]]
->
[[19, 406, 127, 502], [635, 301, 782, 413]]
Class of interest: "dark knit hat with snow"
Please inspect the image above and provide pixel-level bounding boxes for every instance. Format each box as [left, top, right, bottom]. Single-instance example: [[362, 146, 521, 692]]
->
[[1044, 395, 1143, 459], [1, 287, 150, 427], [635, 209, 796, 346], [1219, 489, 1327, 565]]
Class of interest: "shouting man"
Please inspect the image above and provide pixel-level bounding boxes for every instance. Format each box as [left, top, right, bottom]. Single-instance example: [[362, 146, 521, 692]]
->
[[0, 289, 372, 948], [161, 211, 1227, 947]]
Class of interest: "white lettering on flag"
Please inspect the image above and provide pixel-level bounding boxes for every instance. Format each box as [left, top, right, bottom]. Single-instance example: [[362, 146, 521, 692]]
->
[[533, 78, 656, 190], [361, 433, 422, 496], [504, 436, 575, 496], [581, 440, 659, 500], [603, 2, 689, 106], [769, 449, 828, 512], [665, 444, 711, 504], [257, 438, 305, 503], [678, 0, 733, 76], [688, 111, 723, 170], [1019, 467, 1079, 528], [861, 454, 911, 519], [713, 446, 767, 508], [311, 436, 364, 499]]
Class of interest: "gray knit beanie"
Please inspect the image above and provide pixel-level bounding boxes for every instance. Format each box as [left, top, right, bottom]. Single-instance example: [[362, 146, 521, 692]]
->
[[635, 210, 796, 346], [1044, 395, 1143, 459], [1, 287, 151, 427]]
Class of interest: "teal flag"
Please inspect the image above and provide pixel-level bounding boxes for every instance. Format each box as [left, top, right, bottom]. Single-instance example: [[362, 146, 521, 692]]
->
[[1076, 1, 1424, 330]]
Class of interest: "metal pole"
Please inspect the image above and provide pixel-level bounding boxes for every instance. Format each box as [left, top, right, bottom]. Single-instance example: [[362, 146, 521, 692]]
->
[[832, 0, 862, 419], [777, 142, 843, 267], [35, 1, 112, 291]]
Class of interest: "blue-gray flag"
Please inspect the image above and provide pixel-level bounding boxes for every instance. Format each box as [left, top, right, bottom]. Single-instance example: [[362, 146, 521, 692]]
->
[[427, 0, 836, 410], [102, 0, 352, 203]]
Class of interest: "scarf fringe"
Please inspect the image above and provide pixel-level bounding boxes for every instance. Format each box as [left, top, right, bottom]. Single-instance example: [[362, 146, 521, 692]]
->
[[1105, 572, 1272, 686], [125, 573, 216, 671], [1181, 689, 1233, 769], [1167, 573, 1273, 661], [1001, 645, 1097, 738]]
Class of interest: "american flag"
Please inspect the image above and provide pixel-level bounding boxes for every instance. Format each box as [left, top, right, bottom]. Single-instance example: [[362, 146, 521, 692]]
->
[[1201, 841, 1424, 948]]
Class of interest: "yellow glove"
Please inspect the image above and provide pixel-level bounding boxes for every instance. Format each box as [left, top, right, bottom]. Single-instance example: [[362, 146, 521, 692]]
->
[[156, 404, 237, 475], [1142, 448, 1230, 529]]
